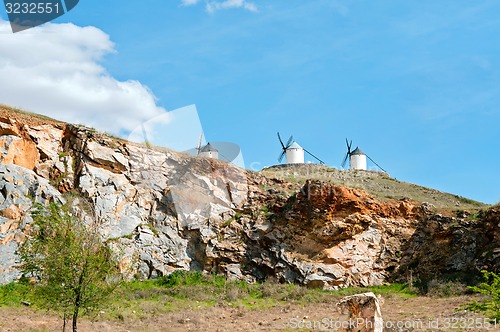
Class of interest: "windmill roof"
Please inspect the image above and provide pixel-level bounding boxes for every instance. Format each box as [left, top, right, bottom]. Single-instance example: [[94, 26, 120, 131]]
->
[[351, 147, 365, 155], [288, 141, 303, 150], [200, 142, 218, 152]]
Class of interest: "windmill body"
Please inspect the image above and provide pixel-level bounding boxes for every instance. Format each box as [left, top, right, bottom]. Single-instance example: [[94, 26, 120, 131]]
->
[[350, 147, 367, 170], [277, 132, 324, 165], [286, 142, 305, 164], [342, 138, 386, 172], [198, 142, 219, 159]]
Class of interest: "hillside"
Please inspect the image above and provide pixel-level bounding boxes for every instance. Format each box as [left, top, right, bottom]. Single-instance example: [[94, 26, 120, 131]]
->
[[262, 164, 487, 211], [0, 104, 498, 289], [0, 104, 487, 211]]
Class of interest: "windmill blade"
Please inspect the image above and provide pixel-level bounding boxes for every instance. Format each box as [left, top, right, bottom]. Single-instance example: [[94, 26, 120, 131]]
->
[[196, 132, 203, 155], [341, 153, 349, 168], [345, 138, 353, 154], [278, 150, 286, 163], [285, 135, 293, 149], [142, 123, 151, 148], [366, 154, 387, 173], [303, 148, 325, 164], [277, 132, 286, 150]]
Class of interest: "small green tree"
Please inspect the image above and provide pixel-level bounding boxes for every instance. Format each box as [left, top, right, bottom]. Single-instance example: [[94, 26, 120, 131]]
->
[[19, 203, 120, 332], [465, 270, 500, 322]]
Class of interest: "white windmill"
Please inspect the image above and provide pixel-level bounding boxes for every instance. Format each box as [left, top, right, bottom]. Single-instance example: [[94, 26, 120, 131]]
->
[[286, 141, 304, 163], [198, 142, 219, 159], [194, 133, 217, 159], [350, 147, 367, 170], [341, 138, 386, 172], [277, 132, 324, 165], [193, 133, 244, 165]]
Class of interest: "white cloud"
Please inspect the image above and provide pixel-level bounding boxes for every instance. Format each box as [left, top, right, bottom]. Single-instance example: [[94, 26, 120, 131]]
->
[[181, 0, 258, 13], [181, 0, 200, 6], [0, 19, 166, 136], [206, 0, 258, 13]]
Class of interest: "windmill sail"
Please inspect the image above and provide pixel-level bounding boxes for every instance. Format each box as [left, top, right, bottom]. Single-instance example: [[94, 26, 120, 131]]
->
[[341, 138, 352, 168], [365, 154, 387, 173], [277, 132, 293, 163], [196, 132, 203, 155]]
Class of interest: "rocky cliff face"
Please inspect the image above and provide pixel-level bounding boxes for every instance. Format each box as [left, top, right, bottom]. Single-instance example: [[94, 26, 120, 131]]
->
[[0, 108, 498, 287]]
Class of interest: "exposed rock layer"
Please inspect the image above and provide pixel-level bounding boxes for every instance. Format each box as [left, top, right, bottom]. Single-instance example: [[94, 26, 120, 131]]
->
[[0, 110, 498, 287]]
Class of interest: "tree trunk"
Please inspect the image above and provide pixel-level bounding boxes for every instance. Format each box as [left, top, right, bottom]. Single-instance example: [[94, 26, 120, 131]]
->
[[72, 306, 79, 332], [63, 312, 66, 332], [73, 263, 86, 332]]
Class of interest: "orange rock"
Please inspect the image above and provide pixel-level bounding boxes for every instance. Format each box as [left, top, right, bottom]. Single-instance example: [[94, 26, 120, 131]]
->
[[0, 233, 14, 245], [0, 136, 40, 170], [1, 205, 21, 220], [0, 219, 15, 233], [295, 181, 418, 221]]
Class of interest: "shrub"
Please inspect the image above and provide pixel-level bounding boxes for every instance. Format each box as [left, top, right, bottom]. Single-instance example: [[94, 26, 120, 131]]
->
[[19, 203, 121, 332], [157, 270, 225, 288], [0, 281, 32, 306], [464, 270, 500, 322], [157, 270, 205, 287], [426, 279, 468, 297]]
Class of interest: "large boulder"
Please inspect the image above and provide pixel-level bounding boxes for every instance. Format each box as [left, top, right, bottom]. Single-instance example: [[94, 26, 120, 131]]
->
[[336, 292, 384, 332]]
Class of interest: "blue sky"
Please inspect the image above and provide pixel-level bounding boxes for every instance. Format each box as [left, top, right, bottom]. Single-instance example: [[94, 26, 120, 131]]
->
[[0, 1, 499, 204]]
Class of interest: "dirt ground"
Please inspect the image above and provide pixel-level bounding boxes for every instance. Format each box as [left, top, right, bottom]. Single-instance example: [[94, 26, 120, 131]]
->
[[0, 295, 495, 331]]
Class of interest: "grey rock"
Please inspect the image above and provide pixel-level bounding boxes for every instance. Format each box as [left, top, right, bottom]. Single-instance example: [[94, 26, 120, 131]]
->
[[2, 119, 496, 289], [0, 164, 63, 283]]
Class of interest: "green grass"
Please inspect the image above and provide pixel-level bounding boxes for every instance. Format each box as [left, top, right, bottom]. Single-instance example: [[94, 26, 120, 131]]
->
[[102, 273, 418, 320], [328, 283, 417, 300], [0, 271, 417, 322], [0, 281, 33, 307], [457, 196, 485, 207], [468, 212, 481, 221], [157, 270, 226, 288]]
